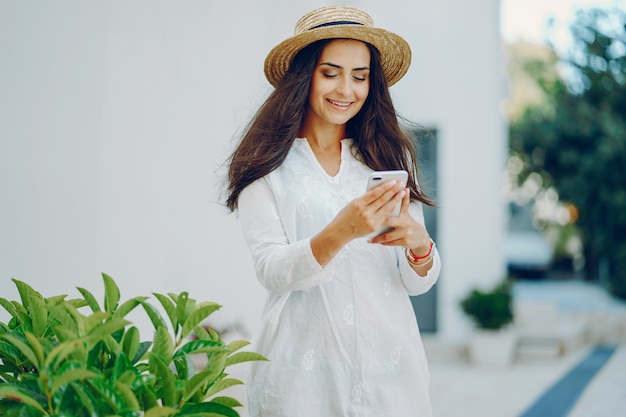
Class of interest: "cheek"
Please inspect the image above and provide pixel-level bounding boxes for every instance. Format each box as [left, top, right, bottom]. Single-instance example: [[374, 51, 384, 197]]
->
[[356, 84, 370, 102]]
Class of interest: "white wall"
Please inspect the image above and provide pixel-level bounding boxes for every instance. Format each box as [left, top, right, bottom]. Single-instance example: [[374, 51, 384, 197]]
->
[[0, 0, 506, 341]]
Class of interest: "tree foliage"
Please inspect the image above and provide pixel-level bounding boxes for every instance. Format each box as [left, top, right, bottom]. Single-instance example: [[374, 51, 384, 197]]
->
[[510, 8, 626, 298]]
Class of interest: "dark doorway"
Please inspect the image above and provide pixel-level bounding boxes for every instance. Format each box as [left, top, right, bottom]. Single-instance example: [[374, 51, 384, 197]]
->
[[409, 128, 438, 333]]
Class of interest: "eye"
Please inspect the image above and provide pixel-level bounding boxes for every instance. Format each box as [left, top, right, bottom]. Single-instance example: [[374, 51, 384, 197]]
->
[[353, 75, 367, 82], [322, 71, 338, 79]]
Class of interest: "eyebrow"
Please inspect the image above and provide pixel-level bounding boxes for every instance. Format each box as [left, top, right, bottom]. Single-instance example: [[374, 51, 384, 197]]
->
[[320, 62, 370, 71]]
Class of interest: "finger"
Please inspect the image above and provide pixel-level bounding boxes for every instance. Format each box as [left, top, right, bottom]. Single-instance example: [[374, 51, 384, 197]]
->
[[399, 187, 411, 214], [363, 180, 399, 204]]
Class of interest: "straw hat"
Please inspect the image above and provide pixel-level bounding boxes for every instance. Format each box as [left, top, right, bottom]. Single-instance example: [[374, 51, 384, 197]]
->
[[264, 6, 411, 88]]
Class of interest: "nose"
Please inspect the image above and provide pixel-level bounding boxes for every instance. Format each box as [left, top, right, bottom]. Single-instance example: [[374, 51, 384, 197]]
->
[[336, 75, 353, 97]]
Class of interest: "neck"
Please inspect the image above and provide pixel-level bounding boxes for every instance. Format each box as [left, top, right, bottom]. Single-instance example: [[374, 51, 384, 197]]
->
[[298, 120, 346, 151]]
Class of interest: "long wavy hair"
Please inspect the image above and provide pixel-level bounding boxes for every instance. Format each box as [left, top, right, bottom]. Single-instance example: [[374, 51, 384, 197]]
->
[[225, 39, 433, 212]]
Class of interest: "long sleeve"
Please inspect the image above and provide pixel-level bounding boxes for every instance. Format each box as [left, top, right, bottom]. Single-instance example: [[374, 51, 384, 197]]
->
[[396, 201, 441, 296], [238, 177, 335, 294]]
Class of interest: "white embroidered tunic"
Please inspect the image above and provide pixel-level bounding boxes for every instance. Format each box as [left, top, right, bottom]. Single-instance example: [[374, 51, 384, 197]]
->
[[238, 138, 441, 417]]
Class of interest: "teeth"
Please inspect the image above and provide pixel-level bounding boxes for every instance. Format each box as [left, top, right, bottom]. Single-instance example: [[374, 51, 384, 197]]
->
[[329, 99, 350, 107]]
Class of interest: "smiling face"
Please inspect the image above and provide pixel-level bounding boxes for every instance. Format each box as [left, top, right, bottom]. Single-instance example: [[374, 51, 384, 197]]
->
[[305, 39, 371, 131]]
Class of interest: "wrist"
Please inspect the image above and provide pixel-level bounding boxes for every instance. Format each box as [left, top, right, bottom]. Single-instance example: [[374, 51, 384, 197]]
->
[[406, 239, 435, 267]]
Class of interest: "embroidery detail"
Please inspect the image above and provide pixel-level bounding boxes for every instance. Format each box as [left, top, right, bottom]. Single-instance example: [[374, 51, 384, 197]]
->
[[343, 304, 355, 326], [351, 384, 363, 403], [384, 275, 391, 295], [390, 345, 403, 365], [260, 390, 269, 410], [302, 349, 315, 371], [297, 198, 310, 218]]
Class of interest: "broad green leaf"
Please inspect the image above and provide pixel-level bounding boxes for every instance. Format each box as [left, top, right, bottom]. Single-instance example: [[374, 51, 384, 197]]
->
[[205, 378, 244, 398], [0, 297, 17, 318], [177, 401, 239, 417], [122, 326, 140, 360], [193, 325, 211, 340], [181, 303, 221, 340], [175, 293, 190, 328], [45, 294, 67, 306], [180, 367, 216, 405], [71, 381, 100, 417], [225, 351, 268, 367], [45, 339, 85, 370], [48, 304, 78, 336], [225, 340, 250, 353], [118, 369, 137, 386], [12, 279, 43, 312], [173, 339, 226, 358], [207, 326, 221, 341], [28, 296, 48, 338], [87, 317, 129, 344], [150, 354, 177, 407], [114, 297, 148, 319], [173, 351, 194, 381], [51, 368, 98, 394], [49, 323, 76, 343], [0, 340, 20, 363], [112, 353, 131, 381], [76, 287, 101, 313], [211, 396, 243, 408], [151, 326, 174, 363], [23, 332, 44, 370], [102, 273, 121, 314], [152, 293, 178, 334], [82, 311, 110, 334], [183, 352, 227, 403], [133, 341, 152, 364], [144, 406, 177, 417], [0, 385, 47, 415], [139, 301, 168, 330], [2, 333, 39, 371], [103, 333, 123, 355], [114, 380, 140, 411], [64, 297, 89, 309], [62, 302, 85, 337], [88, 378, 125, 412]]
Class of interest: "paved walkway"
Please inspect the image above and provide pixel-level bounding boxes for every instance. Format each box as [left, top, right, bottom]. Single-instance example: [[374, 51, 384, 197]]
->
[[427, 279, 626, 417]]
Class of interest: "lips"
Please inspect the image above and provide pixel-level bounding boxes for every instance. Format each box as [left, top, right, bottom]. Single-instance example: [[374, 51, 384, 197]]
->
[[327, 99, 352, 108]]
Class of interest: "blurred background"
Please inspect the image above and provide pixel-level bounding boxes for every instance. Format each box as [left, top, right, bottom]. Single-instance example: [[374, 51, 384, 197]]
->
[[1, 0, 625, 415]]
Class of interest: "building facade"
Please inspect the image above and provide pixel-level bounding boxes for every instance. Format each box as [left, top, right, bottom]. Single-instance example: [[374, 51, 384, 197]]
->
[[0, 0, 507, 341]]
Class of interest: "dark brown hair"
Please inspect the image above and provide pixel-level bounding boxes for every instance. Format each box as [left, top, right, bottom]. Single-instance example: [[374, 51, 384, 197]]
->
[[225, 39, 432, 211]]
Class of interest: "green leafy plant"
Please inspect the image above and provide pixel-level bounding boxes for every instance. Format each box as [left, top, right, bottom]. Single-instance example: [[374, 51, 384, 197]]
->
[[0, 274, 266, 416], [460, 280, 514, 330]]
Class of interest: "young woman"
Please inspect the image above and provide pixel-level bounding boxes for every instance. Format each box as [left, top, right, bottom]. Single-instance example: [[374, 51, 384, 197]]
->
[[226, 6, 441, 417]]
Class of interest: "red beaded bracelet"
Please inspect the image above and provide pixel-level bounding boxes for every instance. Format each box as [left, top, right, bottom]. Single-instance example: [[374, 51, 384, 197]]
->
[[406, 239, 434, 263]]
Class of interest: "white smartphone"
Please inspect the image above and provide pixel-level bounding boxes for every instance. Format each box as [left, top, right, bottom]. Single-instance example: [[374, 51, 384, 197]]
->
[[365, 170, 408, 237]]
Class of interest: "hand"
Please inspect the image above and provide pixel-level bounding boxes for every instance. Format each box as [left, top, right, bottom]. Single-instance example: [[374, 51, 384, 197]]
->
[[369, 188, 431, 254], [331, 180, 407, 241]]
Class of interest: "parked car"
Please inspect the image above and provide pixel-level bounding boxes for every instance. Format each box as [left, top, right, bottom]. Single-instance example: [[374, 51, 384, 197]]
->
[[505, 230, 554, 278]]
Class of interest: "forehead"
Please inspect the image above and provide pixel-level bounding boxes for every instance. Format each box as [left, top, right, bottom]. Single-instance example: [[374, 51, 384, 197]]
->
[[318, 39, 371, 67]]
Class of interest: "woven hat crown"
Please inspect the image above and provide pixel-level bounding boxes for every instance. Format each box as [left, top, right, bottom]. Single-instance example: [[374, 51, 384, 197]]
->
[[264, 6, 411, 88], [293, 7, 374, 34]]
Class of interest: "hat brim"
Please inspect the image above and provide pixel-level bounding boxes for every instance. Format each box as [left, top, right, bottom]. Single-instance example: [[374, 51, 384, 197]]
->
[[264, 25, 411, 88]]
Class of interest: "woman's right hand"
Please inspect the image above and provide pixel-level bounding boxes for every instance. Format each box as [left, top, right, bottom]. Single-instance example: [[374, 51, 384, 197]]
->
[[310, 180, 406, 267], [334, 180, 407, 240]]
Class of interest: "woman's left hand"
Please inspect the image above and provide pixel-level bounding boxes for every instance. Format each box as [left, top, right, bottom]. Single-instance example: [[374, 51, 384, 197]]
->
[[368, 188, 431, 255]]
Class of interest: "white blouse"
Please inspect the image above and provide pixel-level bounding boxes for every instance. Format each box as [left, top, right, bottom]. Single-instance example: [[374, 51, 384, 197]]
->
[[238, 138, 441, 417]]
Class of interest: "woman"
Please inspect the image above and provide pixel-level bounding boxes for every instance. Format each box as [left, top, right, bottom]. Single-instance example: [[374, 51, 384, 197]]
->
[[226, 6, 441, 417]]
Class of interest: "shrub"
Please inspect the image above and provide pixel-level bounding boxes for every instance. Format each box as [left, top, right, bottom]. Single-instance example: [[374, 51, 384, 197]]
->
[[0, 274, 266, 416], [460, 280, 514, 330]]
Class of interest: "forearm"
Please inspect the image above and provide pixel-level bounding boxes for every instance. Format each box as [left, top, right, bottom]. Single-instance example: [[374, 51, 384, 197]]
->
[[310, 217, 355, 267]]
